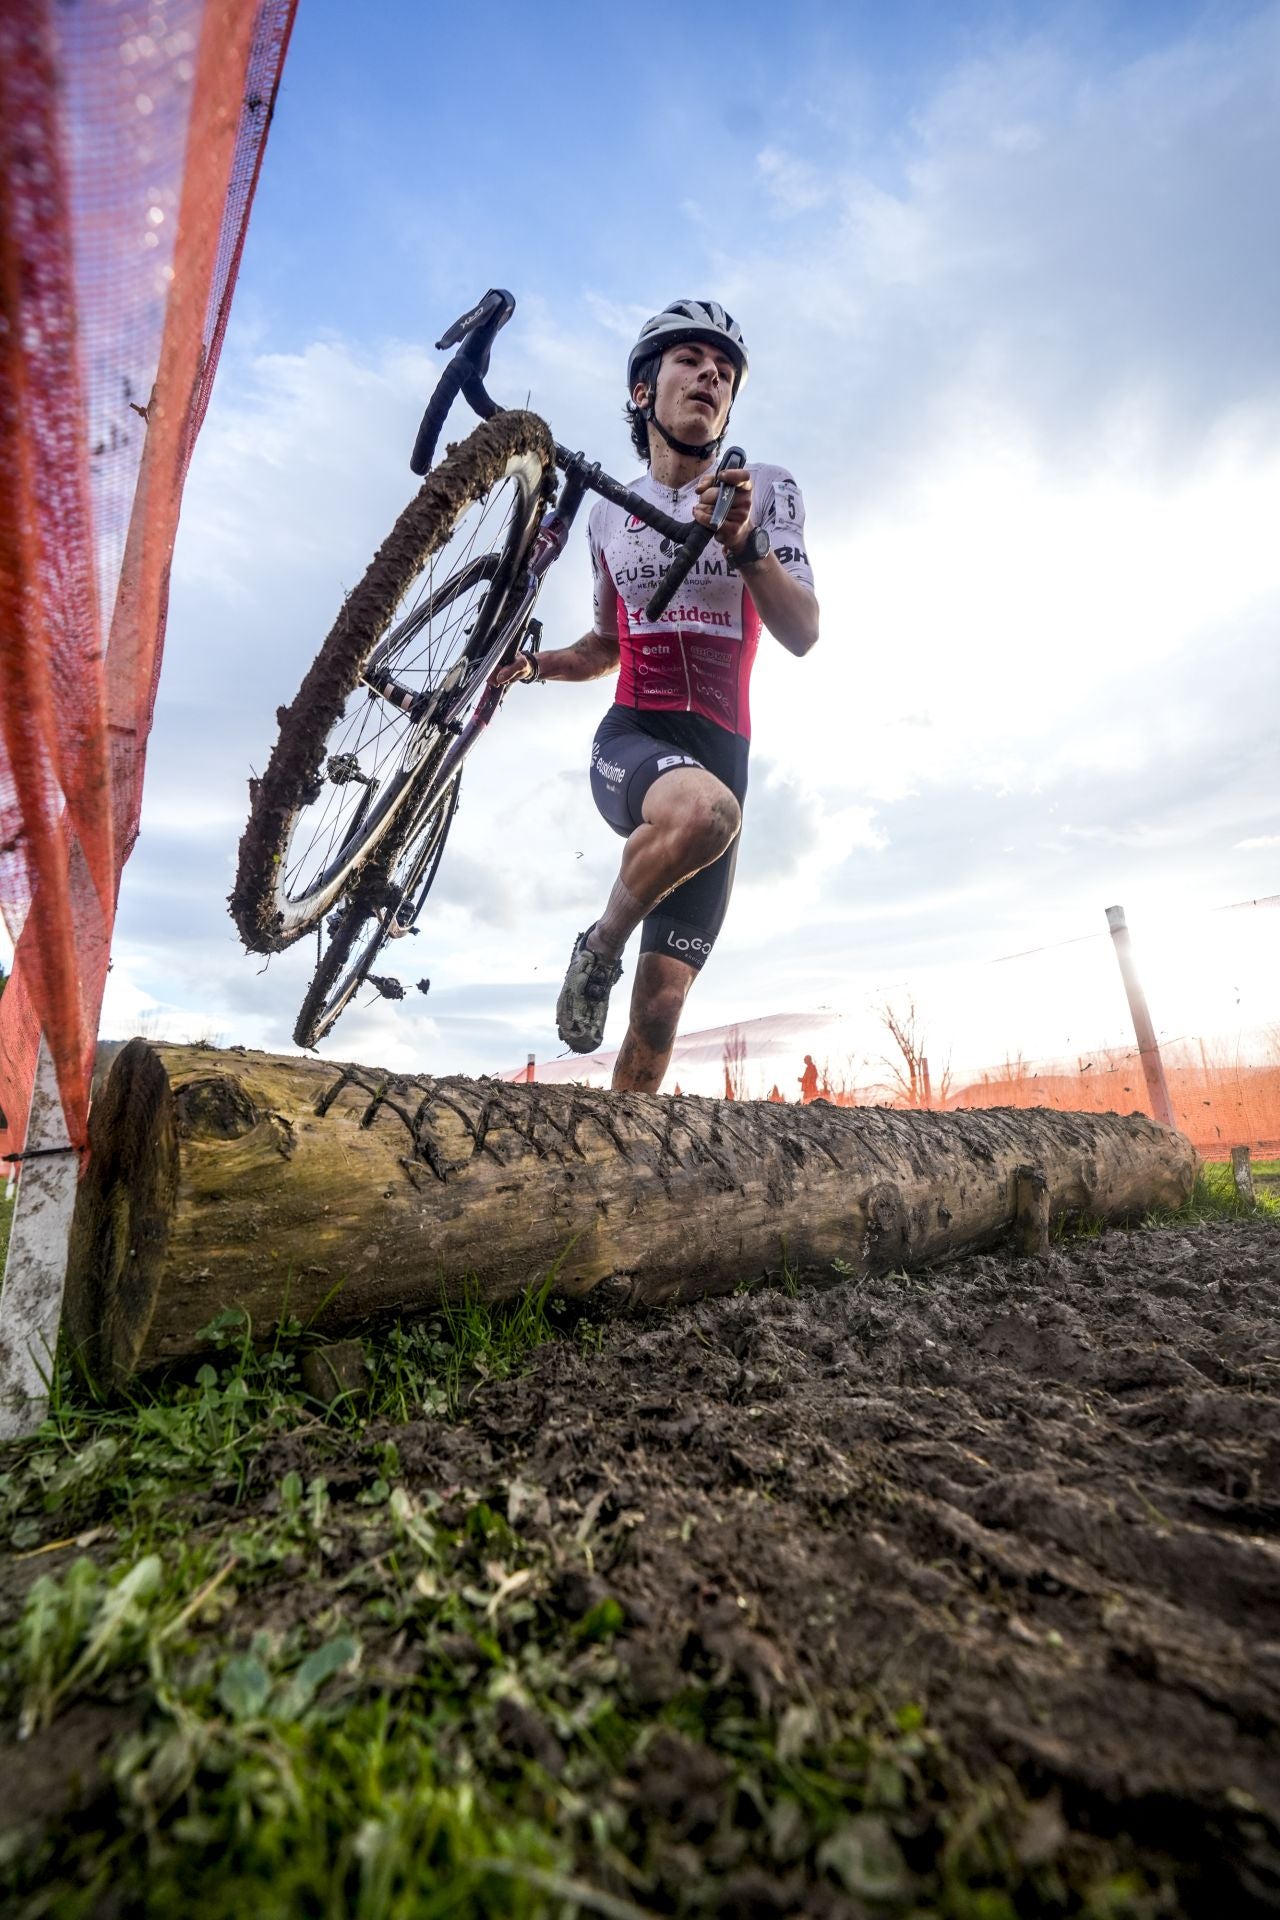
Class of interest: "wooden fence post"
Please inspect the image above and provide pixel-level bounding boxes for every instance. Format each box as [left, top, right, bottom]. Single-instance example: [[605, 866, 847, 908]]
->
[[0, 1039, 80, 1438], [1105, 905, 1177, 1132], [1231, 1146, 1255, 1204]]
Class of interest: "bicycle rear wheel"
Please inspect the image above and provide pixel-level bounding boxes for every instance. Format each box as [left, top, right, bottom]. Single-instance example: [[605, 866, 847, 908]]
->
[[231, 410, 554, 953], [293, 768, 462, 1049]]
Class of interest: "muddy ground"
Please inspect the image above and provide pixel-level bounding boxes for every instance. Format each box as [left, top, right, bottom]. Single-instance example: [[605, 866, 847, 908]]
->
[[398, 1217, 1280, 1909], [6, 1214, 1280, 1914]]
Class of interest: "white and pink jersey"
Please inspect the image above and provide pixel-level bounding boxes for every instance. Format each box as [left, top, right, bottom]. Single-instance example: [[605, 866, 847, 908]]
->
[[587, 464, 814, 741]]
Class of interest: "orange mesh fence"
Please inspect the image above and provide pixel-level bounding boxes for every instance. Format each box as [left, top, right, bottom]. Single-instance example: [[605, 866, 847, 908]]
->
[[947, 1046, 1280, 1160], [512, 1028, 1280, 1157], [0, 0, 295, 1162], [505, 902, 1279, 1156]]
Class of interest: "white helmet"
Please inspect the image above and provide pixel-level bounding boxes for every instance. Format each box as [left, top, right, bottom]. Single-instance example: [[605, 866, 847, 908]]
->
[[627, 299, 749, 397]]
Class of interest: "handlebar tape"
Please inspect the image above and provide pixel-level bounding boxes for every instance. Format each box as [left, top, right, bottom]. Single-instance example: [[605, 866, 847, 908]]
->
[[410, 356, 467, 476]]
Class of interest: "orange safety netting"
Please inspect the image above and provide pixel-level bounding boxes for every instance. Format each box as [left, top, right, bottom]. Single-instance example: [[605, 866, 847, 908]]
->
[[0, 0, 295, 1162], [508, 1028, 1280, 1156]]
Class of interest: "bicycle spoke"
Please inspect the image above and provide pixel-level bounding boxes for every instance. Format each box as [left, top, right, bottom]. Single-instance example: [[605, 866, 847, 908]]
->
[[278, 476, 522, 908]]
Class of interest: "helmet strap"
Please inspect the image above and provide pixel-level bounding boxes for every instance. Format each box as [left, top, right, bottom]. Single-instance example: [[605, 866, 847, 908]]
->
[[645, 400, 724, 462]]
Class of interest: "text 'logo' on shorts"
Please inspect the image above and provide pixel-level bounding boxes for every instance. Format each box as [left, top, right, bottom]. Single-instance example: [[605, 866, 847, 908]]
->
[[666, 930, 711, 957]]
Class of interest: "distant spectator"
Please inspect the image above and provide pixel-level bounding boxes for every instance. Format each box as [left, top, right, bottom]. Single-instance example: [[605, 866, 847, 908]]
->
[[767, 1084, 784, 1103], [798, 1054, 819, 1103]]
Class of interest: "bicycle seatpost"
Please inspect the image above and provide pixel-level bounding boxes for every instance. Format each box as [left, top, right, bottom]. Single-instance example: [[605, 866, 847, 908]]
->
[[643, 445, 746, 623]]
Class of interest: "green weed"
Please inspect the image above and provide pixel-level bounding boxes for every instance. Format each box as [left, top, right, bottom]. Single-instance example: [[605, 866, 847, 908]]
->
[[1145, 1159, 1280, 1227]]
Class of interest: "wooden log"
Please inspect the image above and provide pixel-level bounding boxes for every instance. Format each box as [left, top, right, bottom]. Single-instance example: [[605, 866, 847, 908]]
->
[[64, 1041, 1198, 1385]]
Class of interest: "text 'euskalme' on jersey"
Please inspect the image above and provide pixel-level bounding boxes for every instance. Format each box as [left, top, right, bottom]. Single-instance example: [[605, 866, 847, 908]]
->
[[587, 465, 814, 742]]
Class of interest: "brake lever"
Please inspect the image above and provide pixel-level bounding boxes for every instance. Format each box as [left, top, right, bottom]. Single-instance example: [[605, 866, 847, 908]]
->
[[706, 444, 746, 533]]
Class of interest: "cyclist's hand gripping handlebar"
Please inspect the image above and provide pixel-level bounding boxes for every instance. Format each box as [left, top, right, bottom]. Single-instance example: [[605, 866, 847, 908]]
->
[[410, 289, 516, 476], [643, 445, 746, 622]]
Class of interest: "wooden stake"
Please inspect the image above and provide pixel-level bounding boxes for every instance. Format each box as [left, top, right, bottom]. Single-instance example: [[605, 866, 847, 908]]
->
[[1104, 905, 1177, 1132], [1231, 1146, 1255, 1204], [1012, 1165, 1051, 1260]]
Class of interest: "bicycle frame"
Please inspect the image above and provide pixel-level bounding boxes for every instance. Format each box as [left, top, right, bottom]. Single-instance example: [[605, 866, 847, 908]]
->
[[410, 286, 741, 623], [376, 289, 747, 882]]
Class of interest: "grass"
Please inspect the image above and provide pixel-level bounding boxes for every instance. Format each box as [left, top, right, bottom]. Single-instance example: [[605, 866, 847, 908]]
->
[[1144, 1158, 1280, 1228], [0, 1271, 1181, 1919]]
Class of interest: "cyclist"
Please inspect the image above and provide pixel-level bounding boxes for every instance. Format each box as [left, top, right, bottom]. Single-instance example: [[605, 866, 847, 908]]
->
[[493, 300, 819, 1092]]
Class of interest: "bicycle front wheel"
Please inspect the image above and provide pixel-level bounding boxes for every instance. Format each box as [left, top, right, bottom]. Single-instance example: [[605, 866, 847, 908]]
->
[[293, 768, 462, 1049], [231, 410, 554, 953]]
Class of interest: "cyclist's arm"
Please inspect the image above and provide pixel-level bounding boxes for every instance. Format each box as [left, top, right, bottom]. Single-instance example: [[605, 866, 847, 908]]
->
[[737, 555, 819, 657], [695, 467, 820, 657], [536, 627, 621, 682], [490, 626, 619, 688]]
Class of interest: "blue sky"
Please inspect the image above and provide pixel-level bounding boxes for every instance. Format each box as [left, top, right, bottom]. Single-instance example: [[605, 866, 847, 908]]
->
[[100, 0, 1280, 1089]]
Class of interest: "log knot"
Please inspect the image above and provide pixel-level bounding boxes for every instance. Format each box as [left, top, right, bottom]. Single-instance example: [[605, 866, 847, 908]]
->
[[174, 1075, 259, 1142]]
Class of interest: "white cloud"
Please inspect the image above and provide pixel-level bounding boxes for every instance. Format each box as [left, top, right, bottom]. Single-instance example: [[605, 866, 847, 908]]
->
[[106, 7, 1280, 1087]]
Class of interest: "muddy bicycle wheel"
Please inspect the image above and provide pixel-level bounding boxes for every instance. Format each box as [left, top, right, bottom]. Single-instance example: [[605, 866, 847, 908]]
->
[[230, 409, 555, 953], [293, 766, 462, 1049]]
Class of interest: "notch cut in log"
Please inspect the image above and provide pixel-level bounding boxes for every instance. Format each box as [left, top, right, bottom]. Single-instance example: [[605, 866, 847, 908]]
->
[[64, 1042, 1198, 1386]]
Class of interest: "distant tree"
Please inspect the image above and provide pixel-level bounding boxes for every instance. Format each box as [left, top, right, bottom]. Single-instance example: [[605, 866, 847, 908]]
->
[[876, 997, 952, 1108], [722, 1025, 747, 1101]]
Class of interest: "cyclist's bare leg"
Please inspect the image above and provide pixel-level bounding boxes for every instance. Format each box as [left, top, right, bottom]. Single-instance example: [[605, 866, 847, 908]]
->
[[611, 952, 697, 1093], [587, 767, 740, 962]]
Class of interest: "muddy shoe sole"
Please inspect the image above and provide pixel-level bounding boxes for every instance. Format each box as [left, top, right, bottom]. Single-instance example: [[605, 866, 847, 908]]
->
[[556, 930, 622, 1054]]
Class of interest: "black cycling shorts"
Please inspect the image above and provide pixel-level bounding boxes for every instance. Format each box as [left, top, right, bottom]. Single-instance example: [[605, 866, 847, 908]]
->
[[589, 705, 747, 973]]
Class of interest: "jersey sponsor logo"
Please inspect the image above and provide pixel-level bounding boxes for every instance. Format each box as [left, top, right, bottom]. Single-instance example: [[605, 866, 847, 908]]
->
[[665, 929, 712, 957], [655, 753, 702, 772], [626, 513, 645, 530], [657, 604, 733, 628], [773, 545, 808, 567], [694, 679, 730, 709], [640, 643, 672, 657], [594, 756, 626, 785], [689, 644, 732, 669]]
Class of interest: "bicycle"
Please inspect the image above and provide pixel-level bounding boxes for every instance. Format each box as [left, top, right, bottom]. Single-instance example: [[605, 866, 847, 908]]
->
[[230, 288, 746, 1047]]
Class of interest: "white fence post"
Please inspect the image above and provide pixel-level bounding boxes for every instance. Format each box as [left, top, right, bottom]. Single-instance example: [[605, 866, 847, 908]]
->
[[0, 1037, 81, 1440]]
